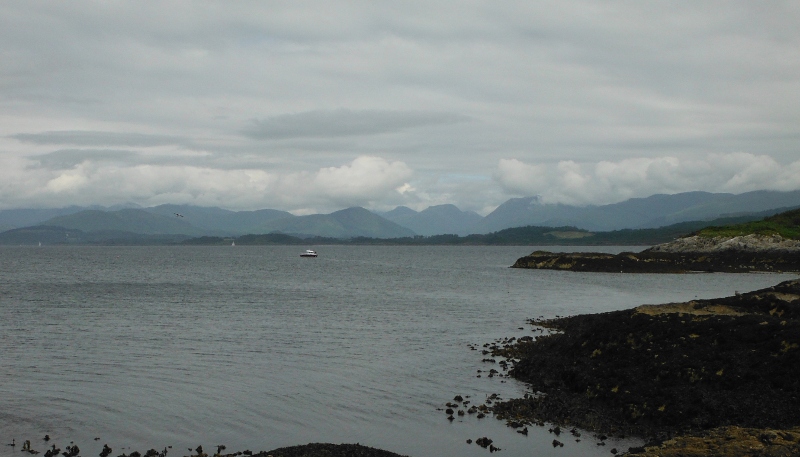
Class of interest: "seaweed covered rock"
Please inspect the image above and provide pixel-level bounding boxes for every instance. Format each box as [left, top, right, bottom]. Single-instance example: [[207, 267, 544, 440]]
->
[[492, 279, 800, 440], [628, 426, 800, 456]]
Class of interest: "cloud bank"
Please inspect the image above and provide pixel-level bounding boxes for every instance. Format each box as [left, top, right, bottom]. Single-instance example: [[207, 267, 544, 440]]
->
[[1, 153, 413, 212], [495, 153, 800, 206]]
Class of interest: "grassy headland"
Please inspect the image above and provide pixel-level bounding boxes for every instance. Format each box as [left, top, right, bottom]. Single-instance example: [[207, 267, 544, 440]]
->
[[696, 208, 800, 239], [512, 208, 800, 273]]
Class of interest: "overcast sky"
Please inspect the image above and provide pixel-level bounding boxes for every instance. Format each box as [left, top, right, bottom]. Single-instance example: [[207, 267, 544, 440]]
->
[[2, 1, 799, 214]]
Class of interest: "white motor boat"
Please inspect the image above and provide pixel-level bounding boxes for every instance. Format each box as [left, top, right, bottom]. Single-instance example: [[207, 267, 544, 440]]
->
[[300, 250, 318, 257]]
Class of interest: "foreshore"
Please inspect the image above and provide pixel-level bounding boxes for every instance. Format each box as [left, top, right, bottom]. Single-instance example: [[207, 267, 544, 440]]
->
[[488, 279, 800, 456]]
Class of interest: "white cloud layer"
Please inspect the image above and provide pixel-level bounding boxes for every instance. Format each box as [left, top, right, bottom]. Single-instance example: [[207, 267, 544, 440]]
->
[[0, 153, 413, 213], [495, 154, 800, 206]]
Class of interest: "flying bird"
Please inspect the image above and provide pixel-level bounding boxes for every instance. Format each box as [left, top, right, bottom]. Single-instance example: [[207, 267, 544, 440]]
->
[[174, 213, 184, 217]]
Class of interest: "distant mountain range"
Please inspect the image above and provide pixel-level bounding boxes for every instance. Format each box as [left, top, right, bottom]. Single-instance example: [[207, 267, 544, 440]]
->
[[472, 190, 800, 233], [1, 189, 799, 244]]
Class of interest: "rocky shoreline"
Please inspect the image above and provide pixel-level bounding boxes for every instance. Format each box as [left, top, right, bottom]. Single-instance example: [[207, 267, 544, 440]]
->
[[487, 279, 800, 456], [511, 249, 800, 274]]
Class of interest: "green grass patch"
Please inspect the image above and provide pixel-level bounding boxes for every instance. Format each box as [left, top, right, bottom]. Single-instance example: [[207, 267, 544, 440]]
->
[[698, 208, 800, 240]]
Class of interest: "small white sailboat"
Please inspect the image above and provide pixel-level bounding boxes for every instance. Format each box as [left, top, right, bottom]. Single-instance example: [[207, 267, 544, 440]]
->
[[231, 241, 235, 246], [300, 250, 318, 257]]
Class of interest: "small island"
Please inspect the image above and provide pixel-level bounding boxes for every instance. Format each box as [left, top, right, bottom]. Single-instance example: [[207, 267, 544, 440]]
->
[[512, 208, 800, 273]]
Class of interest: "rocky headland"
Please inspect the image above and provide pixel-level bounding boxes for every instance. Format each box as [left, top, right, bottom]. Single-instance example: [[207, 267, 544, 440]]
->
[[512, 209, 800, 273], [487, 279, 800, 456], [510, 247, 800, 273]]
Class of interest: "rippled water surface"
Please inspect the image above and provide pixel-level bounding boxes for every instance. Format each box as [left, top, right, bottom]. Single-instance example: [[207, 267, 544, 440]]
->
[[1, 245, 796, 457]]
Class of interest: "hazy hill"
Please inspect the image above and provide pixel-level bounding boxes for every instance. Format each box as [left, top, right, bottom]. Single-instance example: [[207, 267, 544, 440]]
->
[[381, 206, 418, 220], [43, 209, 207, 236], [0, 225, 192, 245], [473, 190, 800, 233], [381, 204, 482, 236], [0, 204, 293, 235], [261, 207, 415, 239], [0, 225, 88, 245], [653, 190, 800, 226], [0, 206, 105, 232], [143, 204, 293, 235]]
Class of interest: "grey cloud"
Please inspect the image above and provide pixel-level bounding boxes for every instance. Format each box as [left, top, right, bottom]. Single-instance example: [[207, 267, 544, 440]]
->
[[30, 149, 143, 170], [242, 110, 471, 140], [0, 2, 799, 212], [13, 131, 187, 148], [27, 147, 303, 172]]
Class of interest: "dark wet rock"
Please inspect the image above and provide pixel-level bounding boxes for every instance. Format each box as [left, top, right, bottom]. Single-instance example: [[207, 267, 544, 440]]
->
[[475, 438, 493, 449], [453, 395, 463, 402], [100, 445, 112, 457], [257, 443, 410, 457], [62, 445, 79, 457], [466, 439, 472, 445], [552, 440, 564, 448]]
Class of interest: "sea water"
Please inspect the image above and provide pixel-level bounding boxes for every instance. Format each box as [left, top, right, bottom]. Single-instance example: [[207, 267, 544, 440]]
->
[[1, 245, 796, 457]]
